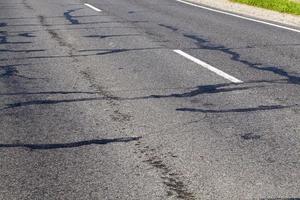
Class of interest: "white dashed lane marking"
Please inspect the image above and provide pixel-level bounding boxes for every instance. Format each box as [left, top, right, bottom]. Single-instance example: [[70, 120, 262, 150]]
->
[[174, 50, 243, 83]]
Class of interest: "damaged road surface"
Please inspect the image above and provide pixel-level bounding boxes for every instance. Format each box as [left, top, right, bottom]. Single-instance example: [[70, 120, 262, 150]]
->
[[0, 0, 299, 199]]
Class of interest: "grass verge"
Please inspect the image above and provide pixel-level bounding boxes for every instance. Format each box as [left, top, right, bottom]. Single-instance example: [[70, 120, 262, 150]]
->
[[230, 0, 300, 15]]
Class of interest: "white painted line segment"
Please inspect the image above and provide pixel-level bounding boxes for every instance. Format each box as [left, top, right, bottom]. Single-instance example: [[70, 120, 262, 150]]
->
[[176, 0, 300, 34], [174, 50, 243, 83], [84, 3, 102, 12]]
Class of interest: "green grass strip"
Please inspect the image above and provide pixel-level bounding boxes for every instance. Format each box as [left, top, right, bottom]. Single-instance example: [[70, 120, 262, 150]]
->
[[230, 0, 300, 15]]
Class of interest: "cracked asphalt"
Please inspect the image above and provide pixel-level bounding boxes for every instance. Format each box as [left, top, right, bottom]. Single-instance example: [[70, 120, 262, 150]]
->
[[0, 0, 299, 199]]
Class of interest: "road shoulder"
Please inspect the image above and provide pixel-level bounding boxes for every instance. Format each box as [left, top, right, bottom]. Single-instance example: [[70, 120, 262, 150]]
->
[[180, 0, 300, 28]]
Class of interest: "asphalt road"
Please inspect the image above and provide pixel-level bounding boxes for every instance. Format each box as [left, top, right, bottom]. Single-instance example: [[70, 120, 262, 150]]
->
[[0, 0, 299, 199]]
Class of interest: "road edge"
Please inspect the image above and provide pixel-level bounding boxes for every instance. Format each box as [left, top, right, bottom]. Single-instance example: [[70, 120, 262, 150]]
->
[[177, 0, 300, 29]]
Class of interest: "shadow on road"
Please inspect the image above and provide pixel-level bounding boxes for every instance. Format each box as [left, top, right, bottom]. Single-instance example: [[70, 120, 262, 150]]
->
[[0, 91, 103, 96], [64, 9, 81, 25], [1, 97, 116, 110], [184, 34, 300, 85], [85, 34, 140, 39], [176, 105, 293, 113], [0, 137, 141, 150], [0, 79, 297, 111]]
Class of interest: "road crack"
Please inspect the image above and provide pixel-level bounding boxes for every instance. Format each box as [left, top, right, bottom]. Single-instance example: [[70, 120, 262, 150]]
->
[[135, 141, 196, 200], [79, 70, 132, 123], [37, 15, 78, 62]]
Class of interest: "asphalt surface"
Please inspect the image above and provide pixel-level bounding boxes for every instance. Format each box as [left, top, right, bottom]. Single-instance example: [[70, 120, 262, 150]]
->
[[0, 0, 299, 199]]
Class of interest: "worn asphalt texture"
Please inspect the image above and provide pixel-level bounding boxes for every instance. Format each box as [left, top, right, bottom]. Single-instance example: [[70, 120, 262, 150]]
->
[[0, 0, 299, 199]]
